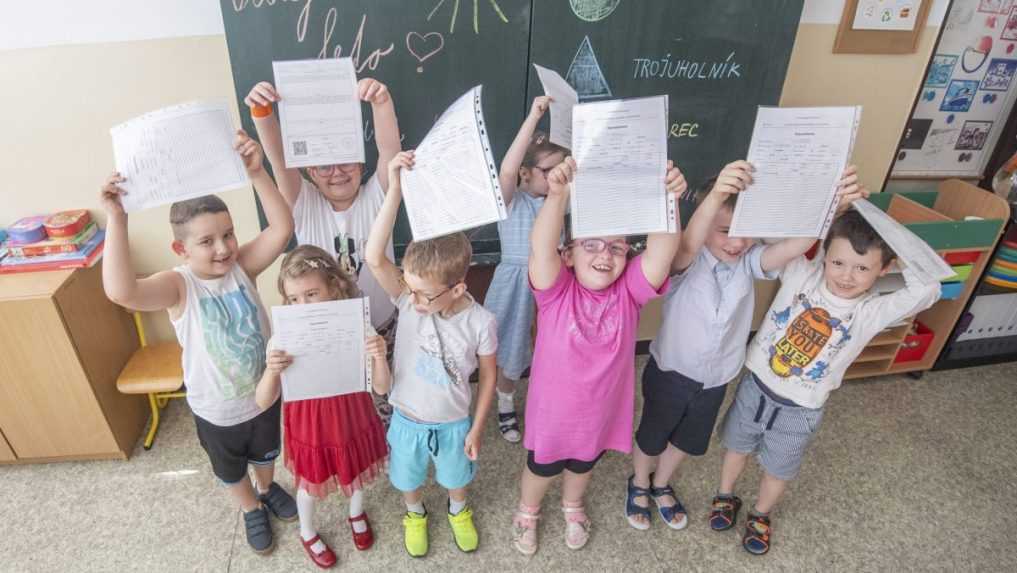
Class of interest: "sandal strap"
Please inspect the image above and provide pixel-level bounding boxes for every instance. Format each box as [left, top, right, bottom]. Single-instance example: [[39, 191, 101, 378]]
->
[[498, 412, 520, 432], [625, 476, 652, 519], [348, 512, 369, 524], [650, 483, 686, 522], [562, 505, 589, 523]]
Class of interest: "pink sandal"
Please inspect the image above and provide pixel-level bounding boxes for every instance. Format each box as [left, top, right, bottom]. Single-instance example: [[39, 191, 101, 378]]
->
[[512, 503, 540, 555], [562, 501, 591, 550]]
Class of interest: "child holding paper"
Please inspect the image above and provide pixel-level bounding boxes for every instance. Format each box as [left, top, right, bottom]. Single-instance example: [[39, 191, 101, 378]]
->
[[365, 151, 498, 558], [100, 131, 297, 555], [483, 95, 567, 443], [626, 163, 865, 531], [245, 77, 401, 425], [254, 245, 390, 569], [510, 157, 686, 555], [710, 210, 940, 556]]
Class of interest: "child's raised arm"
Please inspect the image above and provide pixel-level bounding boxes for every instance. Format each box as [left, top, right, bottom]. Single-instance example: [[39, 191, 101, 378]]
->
[[236, 130, 294, 279], [360, 79, 401, 191], [674, 160, 753, 273], [499, 96, 551, 207], [245, 82, 304, 207], [366, 334, 391, 395], [100, 173, 184, 312], [641, 160, 686, 288], [760, 165, 867, 273], [365, 151, 415, 299], [528, 157, 574, 290]]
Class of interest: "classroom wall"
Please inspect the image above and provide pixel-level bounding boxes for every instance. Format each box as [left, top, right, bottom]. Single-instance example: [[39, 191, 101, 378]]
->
[[2, 0, 947, 342]]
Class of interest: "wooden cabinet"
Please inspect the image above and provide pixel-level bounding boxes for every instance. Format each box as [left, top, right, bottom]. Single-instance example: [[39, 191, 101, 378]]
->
[[0, 263, 146, 463]]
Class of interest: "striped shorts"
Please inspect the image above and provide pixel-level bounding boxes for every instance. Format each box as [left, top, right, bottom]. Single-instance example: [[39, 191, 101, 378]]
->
[[720, 372, 825, 481]]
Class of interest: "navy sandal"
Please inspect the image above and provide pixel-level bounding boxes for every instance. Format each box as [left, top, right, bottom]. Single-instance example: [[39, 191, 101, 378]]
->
[[649, 477, 688, 531], [497, 412, 521, 443], [624, 475, 652, 531]]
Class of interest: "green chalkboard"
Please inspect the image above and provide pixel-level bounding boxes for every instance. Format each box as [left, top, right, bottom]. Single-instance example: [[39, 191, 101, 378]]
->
[[219, 0, 532, 260], [219, 0, 803, 258]]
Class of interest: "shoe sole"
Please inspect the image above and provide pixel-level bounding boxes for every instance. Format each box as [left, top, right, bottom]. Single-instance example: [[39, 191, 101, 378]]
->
[[514, 541, 538, 556], [250, 539, 276, 556], [624, 507, 651, 531]]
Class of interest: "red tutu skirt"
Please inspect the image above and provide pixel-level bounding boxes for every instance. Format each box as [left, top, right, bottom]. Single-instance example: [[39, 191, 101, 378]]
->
[[283, 392, 388, 499]]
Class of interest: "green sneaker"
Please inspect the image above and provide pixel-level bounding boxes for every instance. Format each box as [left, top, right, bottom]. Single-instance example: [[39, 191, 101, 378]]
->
[[403, 511, 429, 557], [448, 505, 479, 553]]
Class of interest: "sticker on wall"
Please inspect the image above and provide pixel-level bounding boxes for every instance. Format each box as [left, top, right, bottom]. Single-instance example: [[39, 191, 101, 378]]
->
[[980, 58, 1017, 90], [566, 36, 612, 100], [901, 118, 933, 149], [983, 92, 1000, 102], [1003, 6, 1017, 40], [940, 79, 980, 111], [924, 128, 960, 155], [955, 120, 994, 150], [962, 36, 993, 72], [569, 0, 621, 22], [925, 54, 959, 87], [924, 89, 938, 101], [946, 2, 976, 31], [978, 1, 1014, 15]]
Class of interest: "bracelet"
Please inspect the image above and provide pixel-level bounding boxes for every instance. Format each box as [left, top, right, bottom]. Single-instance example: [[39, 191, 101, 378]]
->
[[250, 104, 273, 118]]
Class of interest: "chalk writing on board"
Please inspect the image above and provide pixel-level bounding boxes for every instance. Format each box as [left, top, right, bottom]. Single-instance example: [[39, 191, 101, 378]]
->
[[566, 36, 612, 100], [406, 31, 445, 73], [669, 121, 700, 138], [631, 52, 741, 80], [569, 0, 621, 22], [428, 0, 509, 34], [319, 11, 395, 72]]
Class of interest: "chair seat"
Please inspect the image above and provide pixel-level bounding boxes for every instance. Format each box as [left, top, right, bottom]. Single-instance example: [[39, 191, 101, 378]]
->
[[116, 342, 184, 395]]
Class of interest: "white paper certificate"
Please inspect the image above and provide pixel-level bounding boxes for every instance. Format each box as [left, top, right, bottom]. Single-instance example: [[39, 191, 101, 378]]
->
[[533, 63, 579, 149], [570, 95, 674, 238], [729, 106, 862, 239], [273, 58, 364, 168], [400, 86, 507, 240], [110, 101, 249, 213], [271, 298, 371, 402]]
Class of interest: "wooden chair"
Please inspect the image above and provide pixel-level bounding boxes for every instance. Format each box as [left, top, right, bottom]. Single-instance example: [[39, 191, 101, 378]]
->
[[115, 312, 185, 450]]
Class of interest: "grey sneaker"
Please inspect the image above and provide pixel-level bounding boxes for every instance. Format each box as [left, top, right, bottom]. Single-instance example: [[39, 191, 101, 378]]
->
[[243, 506, 274, 554], [258, 482, 298, 522]]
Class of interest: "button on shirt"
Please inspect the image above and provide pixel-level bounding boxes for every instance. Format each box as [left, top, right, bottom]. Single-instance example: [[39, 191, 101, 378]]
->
[[649, 244, 777, 389]]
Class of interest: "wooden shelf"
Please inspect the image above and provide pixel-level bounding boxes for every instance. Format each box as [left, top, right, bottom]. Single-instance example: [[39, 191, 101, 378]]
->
[[871, 325, 910, 345], [855, 345, 900, 363], [845, 360, 894, 379]]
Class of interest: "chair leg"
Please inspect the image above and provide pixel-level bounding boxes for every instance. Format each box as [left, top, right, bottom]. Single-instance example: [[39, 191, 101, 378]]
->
[[143, 393, 161, 450]]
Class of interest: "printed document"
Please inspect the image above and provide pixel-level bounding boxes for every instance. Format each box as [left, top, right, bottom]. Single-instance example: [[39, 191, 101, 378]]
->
[[533, 64, 578, 149]]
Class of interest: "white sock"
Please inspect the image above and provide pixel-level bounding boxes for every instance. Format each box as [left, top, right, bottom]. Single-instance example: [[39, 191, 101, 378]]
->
[[449, 497, 467, 516], [349, 489, 368, 534], [406, 500, 426, 515], [297, 489, 327, 553], [497, 389, 515, 414]]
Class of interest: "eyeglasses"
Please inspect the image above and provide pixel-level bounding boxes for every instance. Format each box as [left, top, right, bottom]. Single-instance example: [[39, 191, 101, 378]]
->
[[311, 163, 361, 175], [531, 164, 556, 177], [574, 238, 631, 257], [400, 277, 457, 305]]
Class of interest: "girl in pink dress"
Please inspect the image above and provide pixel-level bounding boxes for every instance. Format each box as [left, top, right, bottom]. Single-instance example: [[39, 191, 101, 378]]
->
[[511, 157, 686, 555]]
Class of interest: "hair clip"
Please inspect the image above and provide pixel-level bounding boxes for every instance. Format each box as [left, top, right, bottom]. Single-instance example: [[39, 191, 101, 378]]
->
[[305, 259, 321, 269], [534, 134, 546, 145]]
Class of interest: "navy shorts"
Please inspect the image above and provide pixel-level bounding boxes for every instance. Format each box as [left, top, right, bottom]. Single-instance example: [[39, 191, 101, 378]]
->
[[193, 399, 282, 484], [635, 357, 727, 457]]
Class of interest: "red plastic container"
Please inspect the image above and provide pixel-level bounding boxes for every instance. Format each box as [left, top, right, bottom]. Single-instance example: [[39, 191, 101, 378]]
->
[[44, 210, 91, 238], [943, 250, 981, 265], [894, 321, 934, 363]]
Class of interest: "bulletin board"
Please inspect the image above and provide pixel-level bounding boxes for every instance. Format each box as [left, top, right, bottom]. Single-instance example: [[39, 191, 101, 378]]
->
[[834, 0, 933, 54], [893, 0, 1017, 178]]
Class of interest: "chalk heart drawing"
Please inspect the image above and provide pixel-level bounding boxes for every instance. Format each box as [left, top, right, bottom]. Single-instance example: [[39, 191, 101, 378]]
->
[[406, 31, 445, 72], [570, 0, 622, 22]]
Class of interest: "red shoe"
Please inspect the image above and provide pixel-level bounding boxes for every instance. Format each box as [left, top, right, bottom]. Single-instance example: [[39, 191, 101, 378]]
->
[[300, 535, 337, 569], [348, 513, 375, 550]]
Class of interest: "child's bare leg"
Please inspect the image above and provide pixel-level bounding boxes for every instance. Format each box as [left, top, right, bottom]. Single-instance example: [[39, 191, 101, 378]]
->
[[226, 478, 260, 512], [403, 488, 425, 513], [753, 472, 788, 515], [562, 470, 594, 549], [653, 443, 689, 486], [561, 469, 594, 505], [719, 449, 749, 494], [251, 462, 275, 494], [496, 368, 516, 394], [520, 466, 556, 507]]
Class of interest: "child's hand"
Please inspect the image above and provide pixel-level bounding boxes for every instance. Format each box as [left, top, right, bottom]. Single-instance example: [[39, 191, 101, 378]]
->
[[359, 78, 391, 106], [546, 157, 576, 199], [100, 172, 128, 217], [834, 165, 868, 213], [463, 428, 482, 461], [365, 334, 387, 361], [530, 95, 552, 118], [235, 130, 265, 174], [387, 150, 415, 193], [664, 160, 687, 196], [266, 349, 293, 374], [244, 81, 279, 108], [710, 160, 754, 200]]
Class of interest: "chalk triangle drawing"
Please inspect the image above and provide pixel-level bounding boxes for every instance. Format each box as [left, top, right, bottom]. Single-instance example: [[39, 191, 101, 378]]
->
[[565, 36, 612, 100]]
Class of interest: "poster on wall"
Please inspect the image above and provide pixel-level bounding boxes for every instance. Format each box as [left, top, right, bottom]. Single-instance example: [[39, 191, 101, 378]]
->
[[892, 0, 1017, 177]]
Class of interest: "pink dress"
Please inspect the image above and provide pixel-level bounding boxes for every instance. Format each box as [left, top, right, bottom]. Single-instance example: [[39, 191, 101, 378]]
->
[[524, 254, 668, 464]]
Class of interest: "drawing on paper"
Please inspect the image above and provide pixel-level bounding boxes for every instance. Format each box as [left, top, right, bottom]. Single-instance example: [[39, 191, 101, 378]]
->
[[939, 79, 980, 112], [566, 36, 612, 100], [981, 58, 1017, 90], [979, 0, 1014, 15], [925, 54, 958, 87], [569, 0, 622, 22], [427, 0, 509, 34], [955, 120, 994, 150]]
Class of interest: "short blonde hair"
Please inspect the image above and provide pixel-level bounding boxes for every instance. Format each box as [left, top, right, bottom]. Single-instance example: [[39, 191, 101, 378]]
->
[[277, 245, 360, 304], [402, 232, 472, 286]]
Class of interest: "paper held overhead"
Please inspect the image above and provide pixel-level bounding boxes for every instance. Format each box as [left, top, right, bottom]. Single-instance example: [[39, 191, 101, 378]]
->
[[533, 63, 579, 149], [851, 199, 955, 283]]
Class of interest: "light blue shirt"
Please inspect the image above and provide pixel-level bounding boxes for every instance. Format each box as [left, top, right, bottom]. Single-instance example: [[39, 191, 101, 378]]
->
[[649, 244, 777, 388]]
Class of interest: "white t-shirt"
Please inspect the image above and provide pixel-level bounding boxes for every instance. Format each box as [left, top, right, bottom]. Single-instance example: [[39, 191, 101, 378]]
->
[[171, 264, 270, 427], [388, 293, 498, 423], [292, 174, 396, 328], [746, 253, 940, 409]]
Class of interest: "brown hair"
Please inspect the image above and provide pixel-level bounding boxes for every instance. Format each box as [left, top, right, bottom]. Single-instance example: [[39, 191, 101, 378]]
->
[[521, 131, 567, 169], [169, 195, 230, 240], [823, 211, 895, 268], [277, 245, 360, 303], [402, 232, 472, 286], [694, 175, 738, 211]]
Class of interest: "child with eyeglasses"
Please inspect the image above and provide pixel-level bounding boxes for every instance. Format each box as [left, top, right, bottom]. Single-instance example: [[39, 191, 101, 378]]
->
[[245, 78, 402, 426], [509, 156, 686, 555], [364, 151, 498, 558]]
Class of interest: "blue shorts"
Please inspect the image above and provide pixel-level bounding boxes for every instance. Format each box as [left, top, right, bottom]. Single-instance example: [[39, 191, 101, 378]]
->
[[386, 410, 475, 492]]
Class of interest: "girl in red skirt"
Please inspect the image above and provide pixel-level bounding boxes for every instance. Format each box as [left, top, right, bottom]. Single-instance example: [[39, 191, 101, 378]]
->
[[256, 245, 390, 569]]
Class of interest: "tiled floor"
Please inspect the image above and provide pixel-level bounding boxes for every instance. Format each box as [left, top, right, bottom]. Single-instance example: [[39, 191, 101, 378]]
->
[[1, 358, 1015, 572]]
